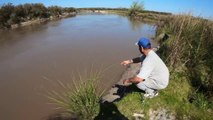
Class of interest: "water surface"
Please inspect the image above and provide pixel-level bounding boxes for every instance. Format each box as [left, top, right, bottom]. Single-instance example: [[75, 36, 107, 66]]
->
[[0, 14, 156, 120]]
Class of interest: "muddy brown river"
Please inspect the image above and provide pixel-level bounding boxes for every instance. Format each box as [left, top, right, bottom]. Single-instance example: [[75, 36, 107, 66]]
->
[[0, 14, 156, 120]]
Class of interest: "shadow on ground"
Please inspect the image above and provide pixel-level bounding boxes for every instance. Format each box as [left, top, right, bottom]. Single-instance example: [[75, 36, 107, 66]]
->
[[94, 84, 144, 120], [94, 101, 128, 120], [112, 84, 143, 102]]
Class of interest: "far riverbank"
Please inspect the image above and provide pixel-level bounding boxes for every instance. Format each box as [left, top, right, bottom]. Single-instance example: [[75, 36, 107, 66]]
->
[[7, 12, 77, 30]]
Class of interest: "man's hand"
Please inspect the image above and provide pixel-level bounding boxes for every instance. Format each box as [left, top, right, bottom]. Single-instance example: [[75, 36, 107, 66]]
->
[[123, 77, 144, 85], [123, 79, 131, 85], [121, 60, 132, 66]]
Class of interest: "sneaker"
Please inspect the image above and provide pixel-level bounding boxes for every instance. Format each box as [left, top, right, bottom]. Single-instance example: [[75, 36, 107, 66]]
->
[[144, 91, 159, 98]]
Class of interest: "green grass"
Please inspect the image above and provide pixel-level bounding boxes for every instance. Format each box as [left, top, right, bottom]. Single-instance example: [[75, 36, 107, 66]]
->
[[114, 14, 213, 118], [115, 71, 213, 120], [47, 70, 105, 120]]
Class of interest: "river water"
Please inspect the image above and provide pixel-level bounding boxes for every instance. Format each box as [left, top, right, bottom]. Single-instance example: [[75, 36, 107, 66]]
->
[[0, 14, 156, 120]]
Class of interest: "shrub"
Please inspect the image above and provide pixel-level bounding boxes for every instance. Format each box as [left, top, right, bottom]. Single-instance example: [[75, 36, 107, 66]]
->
[[30, 3, 48, 18], [0, 3, 14, 27]]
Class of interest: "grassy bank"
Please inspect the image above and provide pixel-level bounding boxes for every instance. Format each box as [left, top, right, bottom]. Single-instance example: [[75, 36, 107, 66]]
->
[[115, 72, 212, 119], [114, 14, 213, 119], [127, 1, 171, 23]]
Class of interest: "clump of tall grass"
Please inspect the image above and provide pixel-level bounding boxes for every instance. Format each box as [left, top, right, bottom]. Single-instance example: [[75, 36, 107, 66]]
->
[[47, 70, 105, 119], [158, 14, 213, 88], [158, 14, 210, 66], [128, 1, 144, 17]]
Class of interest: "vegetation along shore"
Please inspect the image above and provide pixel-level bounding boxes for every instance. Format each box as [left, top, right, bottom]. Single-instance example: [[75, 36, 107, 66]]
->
[[0, 3, 76, 29]]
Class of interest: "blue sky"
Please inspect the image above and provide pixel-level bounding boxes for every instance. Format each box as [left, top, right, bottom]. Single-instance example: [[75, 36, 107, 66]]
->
[[0, 0, 212, 18]]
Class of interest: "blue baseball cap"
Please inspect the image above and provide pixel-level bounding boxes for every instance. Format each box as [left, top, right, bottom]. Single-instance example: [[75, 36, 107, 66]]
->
[[136, 37, 151, 48]]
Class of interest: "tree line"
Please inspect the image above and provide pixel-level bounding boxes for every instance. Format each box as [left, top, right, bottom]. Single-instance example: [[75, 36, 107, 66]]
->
[[0, 3, 76, 28]]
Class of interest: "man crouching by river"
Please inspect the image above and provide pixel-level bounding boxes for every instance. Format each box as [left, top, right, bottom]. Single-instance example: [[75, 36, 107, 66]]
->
[[121, 37, 169, 98]]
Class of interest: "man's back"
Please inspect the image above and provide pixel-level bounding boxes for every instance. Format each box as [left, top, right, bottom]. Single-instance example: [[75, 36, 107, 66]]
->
[[137, 50, 169, 89]]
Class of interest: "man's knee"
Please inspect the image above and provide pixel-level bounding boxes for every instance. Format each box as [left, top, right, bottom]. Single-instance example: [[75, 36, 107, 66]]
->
[[136, 82, 146, 91]]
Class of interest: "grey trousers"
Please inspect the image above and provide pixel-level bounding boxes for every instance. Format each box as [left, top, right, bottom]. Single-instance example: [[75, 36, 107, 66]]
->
[[136, 79, 161, 94]]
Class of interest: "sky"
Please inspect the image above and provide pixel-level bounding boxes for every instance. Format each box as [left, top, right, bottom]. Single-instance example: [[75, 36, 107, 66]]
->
[[0, 0, 212, 19]]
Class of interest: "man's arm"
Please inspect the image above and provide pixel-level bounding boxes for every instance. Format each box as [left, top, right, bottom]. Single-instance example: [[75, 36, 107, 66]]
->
[[121, 56, 144, 66], [123, 76, 144, 85], [132, 57, 142, 63]]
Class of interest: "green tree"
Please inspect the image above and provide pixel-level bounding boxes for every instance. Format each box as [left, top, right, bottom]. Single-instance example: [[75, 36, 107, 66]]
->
[[30, 3, 48, 18], [23, 3, 33, 19], [0, 3, 15, 27], [0, 3, 76, 28], [11, 5, 26, 24], [48, 6, 63, 17]]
